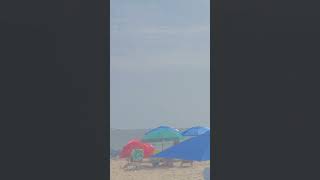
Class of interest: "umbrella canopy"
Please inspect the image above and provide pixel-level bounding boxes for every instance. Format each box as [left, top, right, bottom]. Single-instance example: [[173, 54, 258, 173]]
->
[[119, 139, 155, 158], [152, 130, 210, 161], [144, 126, 179, 135], [182, 126, 210, 136], [142, 126, 183, 142]]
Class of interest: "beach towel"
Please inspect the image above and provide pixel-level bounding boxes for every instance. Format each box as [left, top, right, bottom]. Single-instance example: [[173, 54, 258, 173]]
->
[[131, 149, 144, 161]]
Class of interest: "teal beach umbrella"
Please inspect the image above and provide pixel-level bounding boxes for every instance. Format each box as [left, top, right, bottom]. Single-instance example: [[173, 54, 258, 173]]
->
[[142, 126, 184, 150]]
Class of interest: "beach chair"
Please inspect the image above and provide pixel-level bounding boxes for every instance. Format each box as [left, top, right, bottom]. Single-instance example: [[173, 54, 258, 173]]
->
[[162, 159, 175, 167], [122, 149, 144, 170], [180, 160, 194, 167], [150, 158, 161, 167]]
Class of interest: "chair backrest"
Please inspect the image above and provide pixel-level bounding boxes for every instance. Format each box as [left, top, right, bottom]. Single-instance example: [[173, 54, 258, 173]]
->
[[130, 149, 144, 162]]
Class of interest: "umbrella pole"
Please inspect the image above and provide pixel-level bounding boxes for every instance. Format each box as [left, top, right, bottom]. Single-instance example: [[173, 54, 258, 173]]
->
[[161, 140, 163, 151]]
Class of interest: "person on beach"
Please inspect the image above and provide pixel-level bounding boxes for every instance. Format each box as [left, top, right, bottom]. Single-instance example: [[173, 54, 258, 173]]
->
[[203, 167, 210, 180]]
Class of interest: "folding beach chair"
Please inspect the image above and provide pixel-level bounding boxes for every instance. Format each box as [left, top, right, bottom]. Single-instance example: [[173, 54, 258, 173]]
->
[[162, 159, 175, 167], [180, 160, 194, 167], [150, 158, 161, 167]]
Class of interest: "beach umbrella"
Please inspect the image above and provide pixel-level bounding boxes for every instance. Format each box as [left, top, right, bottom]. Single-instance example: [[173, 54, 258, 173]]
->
[[142, 126, 184, 150], [119, 139, 155, 158], [144, 126, 180, 135], [182, 126, 210, 136], [143, 126, 183, 141], [152, 130, 210, 161]]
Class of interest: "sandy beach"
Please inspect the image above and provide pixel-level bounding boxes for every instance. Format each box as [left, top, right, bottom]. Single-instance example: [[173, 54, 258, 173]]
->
[[110, 159, 210, 180]]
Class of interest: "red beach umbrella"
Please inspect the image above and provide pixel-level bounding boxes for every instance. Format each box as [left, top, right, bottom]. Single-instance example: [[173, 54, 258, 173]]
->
[[119, 139, 155, 158]]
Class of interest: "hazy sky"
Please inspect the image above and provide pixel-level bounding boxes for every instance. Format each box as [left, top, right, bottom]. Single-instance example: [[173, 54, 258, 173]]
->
[[111, 0, 210, 129]]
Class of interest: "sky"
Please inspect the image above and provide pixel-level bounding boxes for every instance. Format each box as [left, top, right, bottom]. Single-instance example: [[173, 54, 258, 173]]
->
[[111, 0, 210, 129]]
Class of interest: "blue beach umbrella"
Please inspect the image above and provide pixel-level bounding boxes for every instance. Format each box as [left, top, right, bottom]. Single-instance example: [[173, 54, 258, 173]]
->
[[152, 130, 210, 161], [182, 126, 210, 136]]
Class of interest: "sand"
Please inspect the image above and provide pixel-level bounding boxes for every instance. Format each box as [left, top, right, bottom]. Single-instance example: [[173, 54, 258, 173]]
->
[[110, 159, 210, 180]]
